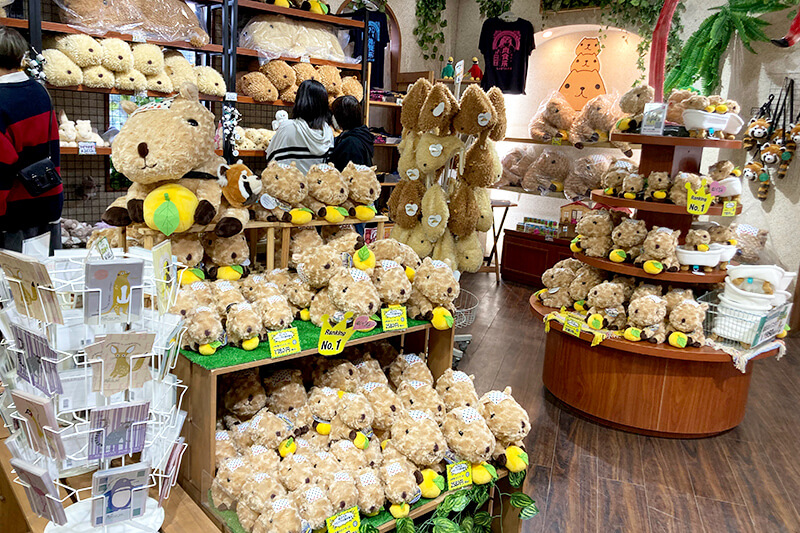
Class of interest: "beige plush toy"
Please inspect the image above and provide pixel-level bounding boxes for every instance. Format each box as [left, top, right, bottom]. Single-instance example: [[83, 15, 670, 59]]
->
[[666, 88, 694, 124], [329, 391, 374, 443], [634, 227, 681, 274], [418, 83, 459, 134], [237, 71, 278, 102], [568, 265, 605, 307], [225, 302, 261, 350], [571, 94, 632, 156], [401, 78, 433, 132], [521, 148, 571, 193], [303, 163, 349, 222], [325, 471, 360, 513], [341, 76, 364, 101], [456, 232, 484, 273], [52, 33, 102, 67], [443, 406, 496, 464], [360, 381, 401, 433], [131, 43, 163, 76], [391, 409, 447, 467], [293, 63, 318, 84], [644, 171, 671, 201], [462, 140, 501, 188], [183, 306, 224, 354], [415, 133, 464, 176], [397, 380, 445, 425], [452, 84, 497, 138], [145, 70, 173, 93], [211, 457, 249, 510], [630, 282, 663, 302], [254, 497, 303, 533], [316, 65, 343, 102], [487, 87, 507, 141], [409, 257, 460, 316], [616, 84, 654, 132], [667, 299, 708, 348], [625, 295, 668, 343], [537, 266, 575, 308], [585, 281, 627, 330], [388, 353, 434, 387], [249, 408, 292, 449], [528, 92, 576, 143], [42, 49, 83, 86], [435, 369, 479, 411], [115, 69, 147, 92], [372, 260, 412, 305], [99, 38, 133, 72], [573, 209, 613, 258], [262, 60, 296, 92], [258, 161, 311, 224], [609, 218, 647, 263], [257, 294, 295, 332], [194, 65, 226, 97], [478, 387, 530, 444], [341, 162, 380, 221], [164, 50, 197, 89], [355, 469, 385, 516], [223, 369, 267, 417], [328, 268, 381, 317]]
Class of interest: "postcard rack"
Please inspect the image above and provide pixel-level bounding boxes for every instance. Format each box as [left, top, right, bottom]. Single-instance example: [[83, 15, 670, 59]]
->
[[0, 245, 190, 531]]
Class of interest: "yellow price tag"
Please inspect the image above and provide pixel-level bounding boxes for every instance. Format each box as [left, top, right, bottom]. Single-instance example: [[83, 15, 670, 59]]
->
[[381, 305, 408, 332], [562, 315, 583, 338], [721, 200, 738, 217], [551, 137, 562, 146], [326, 506, 360, 533], [268, 327, 300, 358], [446, 461, 473, 491], [318, 313, 356, 356], [685, 180, 714, 215]]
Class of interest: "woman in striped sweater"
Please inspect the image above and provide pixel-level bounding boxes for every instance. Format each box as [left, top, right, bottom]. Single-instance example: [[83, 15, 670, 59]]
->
[[0, 26, 62, 253]]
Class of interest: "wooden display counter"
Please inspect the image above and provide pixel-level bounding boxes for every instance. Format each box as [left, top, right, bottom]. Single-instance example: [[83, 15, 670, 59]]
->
[[530, 298, 780, 437], [500, 229, 573, 286]]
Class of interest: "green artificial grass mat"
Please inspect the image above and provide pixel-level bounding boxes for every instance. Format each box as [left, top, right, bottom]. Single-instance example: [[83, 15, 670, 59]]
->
[[182, 318, 429, 370]]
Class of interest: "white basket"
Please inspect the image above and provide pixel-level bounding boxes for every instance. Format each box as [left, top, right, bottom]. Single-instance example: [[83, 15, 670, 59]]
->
[[453, 289, 478, 328], [699, 290, 791, 349]]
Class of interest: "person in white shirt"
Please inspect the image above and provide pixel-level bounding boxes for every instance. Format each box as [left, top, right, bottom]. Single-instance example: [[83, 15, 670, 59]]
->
[[265, 80, 334, 174]]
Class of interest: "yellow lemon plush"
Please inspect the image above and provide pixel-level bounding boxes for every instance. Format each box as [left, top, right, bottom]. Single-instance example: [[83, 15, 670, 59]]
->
[[198, 343, 217, 356], [570, 236, 583, 253], [143, 183, 198, 236], [179, 267, 205, 286], [431, 307, 454, 330], [609, 249, 627, 263], [279, 437, 296, 457], [405, 266, 416, 282], [419, 469, 445, 498], [241, 337, 259, 351], [215, 265, 245, 281], [353, 432, 370, 450], [471, 462, 496, 485], [390, 503, 410, 518], [324, 206, 348, 224], [355, 204, 377, 221], [668, 331, 689, 348], [354, 246, 376, 271], [289, 208, 313, 225], [643, 260, 664, 275], [503, 446, 529, 473], [299, 308, 311, 321], [653, 190, 667, 200], [573, 300, 587, 312], [623, 327, 642, 342], [587, 313, 605, 330], [314, 420, 331, 435]]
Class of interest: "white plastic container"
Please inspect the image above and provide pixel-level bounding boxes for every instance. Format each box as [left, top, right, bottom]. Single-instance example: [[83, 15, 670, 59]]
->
[[726, 265, 786, 292], [716, 176, 742, 197], [676, 246, 721, 268], [682, 110, 729, 135], [709, 243, 737, 263], [724, 113, 744, 135], [723, 277, 774, 308], [772, 290, 792, 307]]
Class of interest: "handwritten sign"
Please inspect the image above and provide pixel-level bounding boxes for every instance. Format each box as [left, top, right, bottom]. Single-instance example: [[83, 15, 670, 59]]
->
[[78, 141, 97, 155]]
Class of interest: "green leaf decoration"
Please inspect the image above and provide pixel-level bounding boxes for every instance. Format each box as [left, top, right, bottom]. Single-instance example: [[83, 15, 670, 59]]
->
[[483, 463, 498, 480], [335, 207, 349, 217], [510, 493, 534, 509], [469, 484, 489, 508], [153, 194, 180, 236], [436, 494, 456, 516], [509, 470, 526, 488], [300, 207, 313, 213], [519, 451, 529, 466], [370, 314, 381, 321], [189, 268, 205, 280], [209, 340, 222, 349], [444, 314, 454, 328], [432, 517, 460, 533], [519, 503, 540, 520], [460, 516, 474, 533], [433, 475, 446, 491], [473, 511, 492, 528], [451, 491, 470, 512], [396, 517, 415, 533], [232, 265, 244, 275], [357, 246, 371, 261], [360, 523, 379, 533], [368, 205, 378, 213]]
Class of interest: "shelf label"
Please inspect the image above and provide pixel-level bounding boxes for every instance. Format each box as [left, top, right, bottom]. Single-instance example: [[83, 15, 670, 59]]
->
[[721, 200, 738, 217], [381, 305, 407, 332], [225, 92, 238, 102], [78, 141, 97, 155], [318, 313, 355, 356], [130, 31, 147, 43], [446, 461, 472, 491], [685, 181, 714, 215], [301, 55, 311, 63], [326, 506, 360, 533], [268, 327, 300, 358], [562, 313, 583, 338]]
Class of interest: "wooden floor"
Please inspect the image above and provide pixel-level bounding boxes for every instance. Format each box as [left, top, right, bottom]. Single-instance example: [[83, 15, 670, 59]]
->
[[457, 273, 800, 533]]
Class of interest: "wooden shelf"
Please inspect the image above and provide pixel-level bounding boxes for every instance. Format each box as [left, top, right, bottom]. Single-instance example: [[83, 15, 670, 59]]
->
[[0, 18, 224, 52], [435, 78, 481, 84], [369, 100, 402, 108], [530, 296, 778, 363], [60, 146, 111, 155], [381, 181, 399, 187], [501, 137, 641, 149], [46, 83, 223, 101], [135, 215, 389, 237], [574, 253, 729, 284], [237, 0, 366, 28], [590, 190, 743, 216], [375, 143, 400, 148], [610, 132, 743, 150], [236, 95, 292, 106], [236, 48, 362, 70]]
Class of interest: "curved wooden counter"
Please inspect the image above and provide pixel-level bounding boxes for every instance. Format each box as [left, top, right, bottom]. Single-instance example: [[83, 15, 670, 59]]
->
[[574, 253, 729, 284], [530, 296, 780, 437], [590, 190, 744, 217]]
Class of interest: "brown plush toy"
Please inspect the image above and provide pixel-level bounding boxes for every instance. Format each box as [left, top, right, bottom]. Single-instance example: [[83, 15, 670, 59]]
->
[[183, 306, 224, 354], [570, 94, 632, 156], [341, 162, 380, 221], [360, 381, 402, 432], [625, 295, 668, 343], [316, 65, 344, 102], [257, 161, 310, 224], [223, 369, 267, 417], [609, 218, 647, 263], [574, 209, 614, 258], [669, 172, 702, 206], [461, 141, 501, 188], [448, 182, 480, 238], [303, 163, 349, 222], [237, 71, 278, 102], [568, 265, 605, 306], [401, 78, 433, 132], [435, 369, 479, 411], [616, 84, 654, 132], [521, 148, 571, 193], [372, 260, 412, 305], [685, 229, 711, 252], [328, 268, 382, 317], [586, 281, 627, 330], [218, 159, 262, 209], [341, 76, 364, 101], [478, 387, 530, 444], [225, 302, 262, 350], [388, 353, 434, 387], [420, 184, 449, 240], [387, 179, 425, 229], [391, 409, 447, 467], [203, 233, 250, 280], [415, 133, 464, 176], [537, 266, 576, 308], [442, 406, 496, 464], [528, 92, 576, 143], [634, 227, 681, 274], [644, 171, 671, 201], [666, 88, 694, 124], [418, 83, 459, 134], [667, 299, 708, 348], [369, 238, 421, 271], [397, 380, 445, 425], [486, 87, 507, 141], [261, 60, 296, 91], [452, 84, 496, 138], [456, 232, 484, 273], [293, 63, 318, 84]]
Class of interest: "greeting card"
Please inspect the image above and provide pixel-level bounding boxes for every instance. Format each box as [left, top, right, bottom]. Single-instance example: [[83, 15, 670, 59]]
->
[[87, 401, 150, 460], [87, 332, 155, 397], [11, 458, 67, 525], [92, 463, 150, 526], [84, 259, 144, 325], [0, 249, 63, 324], [11, 323, 62, 395], [11, 389, 65, 460], [152, 240, 175, 316]]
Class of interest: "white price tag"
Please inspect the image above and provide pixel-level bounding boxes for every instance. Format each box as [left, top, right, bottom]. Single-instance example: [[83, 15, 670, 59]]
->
[[78, 141, 97, 155], [225, 92, 238, 102], [130, 31, 147, 43], [301, 55, 311, 63]]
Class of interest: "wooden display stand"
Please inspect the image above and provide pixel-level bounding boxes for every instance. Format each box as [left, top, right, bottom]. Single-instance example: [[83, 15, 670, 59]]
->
[[530, 134, 781, 438], [500, 229, 573, 286]]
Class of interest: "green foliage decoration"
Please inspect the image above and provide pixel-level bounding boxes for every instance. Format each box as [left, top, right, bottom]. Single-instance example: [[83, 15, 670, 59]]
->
[[476, 0, 514, 18], [414, 0, 447, 62]]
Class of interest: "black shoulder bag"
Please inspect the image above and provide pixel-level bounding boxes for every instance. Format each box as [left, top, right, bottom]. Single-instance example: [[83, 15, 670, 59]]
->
[[16, 86, 62, 197]]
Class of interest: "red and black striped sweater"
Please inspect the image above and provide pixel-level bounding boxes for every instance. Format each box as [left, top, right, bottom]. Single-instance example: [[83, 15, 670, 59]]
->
[[0, 72, 63, 232]]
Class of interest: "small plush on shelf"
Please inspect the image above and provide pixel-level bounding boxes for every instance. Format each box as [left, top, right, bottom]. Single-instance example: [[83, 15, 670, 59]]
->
[[441, 57, 455, 79], [624, 295, 668, 343], [616, 85, 654, 133], [635, 227, 681, 275], [467, 57, 483, 81], [585, 281, 627, 330]]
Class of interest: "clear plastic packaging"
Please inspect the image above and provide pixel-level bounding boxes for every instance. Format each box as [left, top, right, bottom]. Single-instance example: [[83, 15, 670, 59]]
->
[[240, 14, 358, 64], [54, 0, 210, 47]]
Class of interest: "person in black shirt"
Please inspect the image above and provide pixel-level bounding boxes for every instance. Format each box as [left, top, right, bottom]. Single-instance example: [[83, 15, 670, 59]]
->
[[329, 96, 374, 171]]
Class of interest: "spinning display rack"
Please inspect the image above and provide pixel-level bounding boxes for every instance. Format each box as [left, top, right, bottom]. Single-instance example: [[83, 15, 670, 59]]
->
[[530, 134, 781, 438]]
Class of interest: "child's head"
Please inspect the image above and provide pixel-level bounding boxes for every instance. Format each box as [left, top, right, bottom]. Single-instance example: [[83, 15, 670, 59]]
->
[[293, 79, 331, 130], [331, 95, 363, 131], [0, 26, 27, 71]]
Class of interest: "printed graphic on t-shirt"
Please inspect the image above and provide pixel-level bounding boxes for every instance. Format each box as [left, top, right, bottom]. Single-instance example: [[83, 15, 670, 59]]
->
[[492, 30, 521, 70], [368, 20, 380, 62]]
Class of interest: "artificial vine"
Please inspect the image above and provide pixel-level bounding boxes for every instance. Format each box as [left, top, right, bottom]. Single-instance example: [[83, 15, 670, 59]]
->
[[360, 470, 538, 533], [666, 0, 800, 95], [414, 0, 447, 62], [351, 0, 388, 12], [476, 0, 514, 18]]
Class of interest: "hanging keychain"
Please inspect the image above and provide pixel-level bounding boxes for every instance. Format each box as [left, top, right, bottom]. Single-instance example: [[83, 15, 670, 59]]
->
[[777, 78, 795, 179], [743, 94, 774, 152]]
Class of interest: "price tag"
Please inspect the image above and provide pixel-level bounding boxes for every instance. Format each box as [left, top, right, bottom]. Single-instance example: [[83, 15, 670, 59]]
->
[[381, 306, 407, 332], [318, 313, 355, 356], [268, 327, 300, 358], [95, 236, 114, 261], [225, 92, 238, 102], [78, 141, 97, 155], [326, 506, 360, 533], [562, 314, 583, 338], [721, 200, 738, 217], [709, 181, 725, 196], [130, 31, 147, 43], [454, 60, 464, 83], [551, 137, 562, 146], [301, 55, 311, 63], [446, 461, 472, 491]]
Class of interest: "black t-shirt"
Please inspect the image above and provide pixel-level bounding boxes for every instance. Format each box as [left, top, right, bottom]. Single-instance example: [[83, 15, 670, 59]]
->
[[479, 17, 535, 95], [349, 9, 390, 89]]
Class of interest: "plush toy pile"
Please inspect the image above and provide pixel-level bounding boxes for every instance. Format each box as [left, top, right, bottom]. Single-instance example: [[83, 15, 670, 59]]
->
[[232, 127, 277, 151], [42, 35, 226, 97], [172, 233, 461, 354], [535, 252, 709, 348], [58, 111, 108, 147], [237, 60, 363, 104], [212, 343, 531, 529], [666, 88, 741, 138], [61, 218, 94, 247], [386, 79, 507, 273], [527, 92, 632, 156], [240, 15, 350, 63]]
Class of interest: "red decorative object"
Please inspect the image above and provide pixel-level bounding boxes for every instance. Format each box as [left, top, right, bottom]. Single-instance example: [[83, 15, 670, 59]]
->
[[771, 6, 800, 47], [649, 0, 681, 101]]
